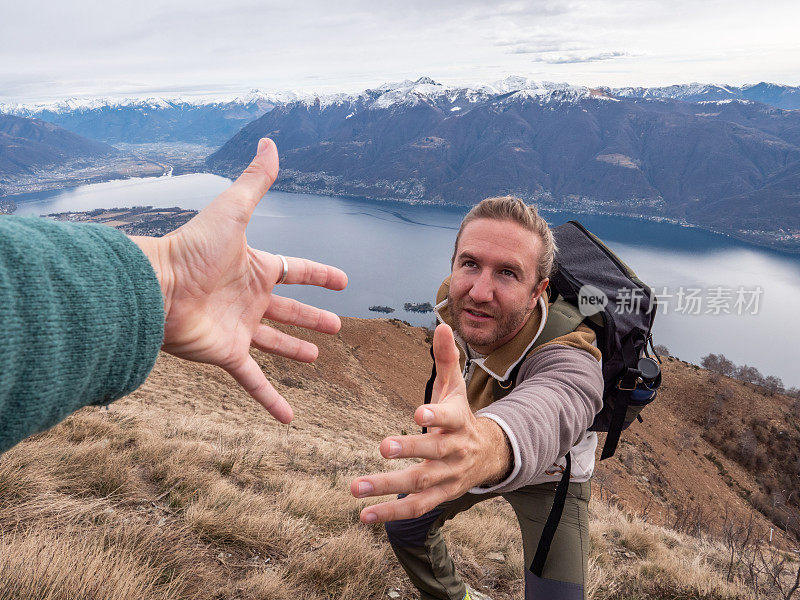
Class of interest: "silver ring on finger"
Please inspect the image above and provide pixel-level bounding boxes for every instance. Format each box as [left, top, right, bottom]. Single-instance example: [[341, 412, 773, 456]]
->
[[276, 254, 289, 285]]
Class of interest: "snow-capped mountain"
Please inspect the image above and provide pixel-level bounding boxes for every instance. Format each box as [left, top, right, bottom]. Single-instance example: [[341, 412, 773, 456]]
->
[[0, 77, 620, 146], [269, 77, 800, 112], [207, 76, 800, 253], [294, 77, 605, 111], [609, 82, 800, 110], [0, 90, 306, 145], [0, 89, 306, 115], [4, 78, 797, 148]]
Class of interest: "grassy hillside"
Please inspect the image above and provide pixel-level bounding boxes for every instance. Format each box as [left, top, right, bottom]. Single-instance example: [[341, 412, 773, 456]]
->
[[0, 318, 797, 599]]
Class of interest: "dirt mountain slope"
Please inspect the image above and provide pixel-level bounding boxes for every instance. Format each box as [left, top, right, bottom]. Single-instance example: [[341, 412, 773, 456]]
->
[[0, 317, 796, 599]]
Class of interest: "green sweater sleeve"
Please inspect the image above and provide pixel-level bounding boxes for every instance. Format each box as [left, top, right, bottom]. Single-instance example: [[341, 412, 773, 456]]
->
[[0, 216, 165, 453]]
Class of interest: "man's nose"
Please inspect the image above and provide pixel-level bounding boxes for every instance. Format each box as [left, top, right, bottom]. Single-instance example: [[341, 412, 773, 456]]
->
[[469, 270, 494, 303]]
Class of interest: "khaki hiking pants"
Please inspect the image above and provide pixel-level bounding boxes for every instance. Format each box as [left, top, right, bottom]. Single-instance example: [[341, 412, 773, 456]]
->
[[385, 480, 591, 600]]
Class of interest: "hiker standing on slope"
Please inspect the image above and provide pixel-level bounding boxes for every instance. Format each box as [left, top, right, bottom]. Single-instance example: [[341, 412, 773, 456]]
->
[[352, 197, 604, 600]]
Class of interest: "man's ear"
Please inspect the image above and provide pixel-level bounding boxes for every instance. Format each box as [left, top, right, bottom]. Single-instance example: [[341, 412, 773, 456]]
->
[[529, 277, 549, 310]]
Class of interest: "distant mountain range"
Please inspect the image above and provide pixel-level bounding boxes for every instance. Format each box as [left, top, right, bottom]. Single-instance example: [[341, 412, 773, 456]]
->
[[206, 77, 800, 252], [0, 113, 119, 176], [0, 114, 163, 196], [608, 82, 800, 110], [3, 78, 800, 251], [0, 91, 299, 145], [3, 80, 800, 145]]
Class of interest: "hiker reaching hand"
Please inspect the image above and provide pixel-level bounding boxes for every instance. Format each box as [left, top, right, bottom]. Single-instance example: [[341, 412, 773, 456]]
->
[[0, 138, 347, 454], [351, 197, 604, 600]]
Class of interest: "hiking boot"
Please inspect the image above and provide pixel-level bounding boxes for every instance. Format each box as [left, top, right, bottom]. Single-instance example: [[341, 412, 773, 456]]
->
[[464, 584, 493, 600]]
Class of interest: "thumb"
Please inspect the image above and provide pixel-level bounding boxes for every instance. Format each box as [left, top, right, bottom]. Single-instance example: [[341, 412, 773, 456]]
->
[[221, 138, 280, 220], [432, 324, 463, 398]]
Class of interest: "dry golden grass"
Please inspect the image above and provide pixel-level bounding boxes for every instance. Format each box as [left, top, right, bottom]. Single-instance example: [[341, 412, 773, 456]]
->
[[0, 319, 796, 599], [0, 529, 181, 600]]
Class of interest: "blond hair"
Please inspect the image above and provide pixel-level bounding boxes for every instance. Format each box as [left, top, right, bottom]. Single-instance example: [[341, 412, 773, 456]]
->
[[452, 196, 556, 284]]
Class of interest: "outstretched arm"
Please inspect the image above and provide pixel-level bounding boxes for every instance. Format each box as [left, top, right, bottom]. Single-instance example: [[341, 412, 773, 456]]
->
[[350, 324, 511, 523], [0, 138, 346, 454], [132, 138, 347, 423]]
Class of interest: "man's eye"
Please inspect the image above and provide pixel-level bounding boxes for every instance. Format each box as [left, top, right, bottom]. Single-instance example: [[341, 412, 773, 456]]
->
[[501, 269, 517, 279], [463, 260, 477, 268]]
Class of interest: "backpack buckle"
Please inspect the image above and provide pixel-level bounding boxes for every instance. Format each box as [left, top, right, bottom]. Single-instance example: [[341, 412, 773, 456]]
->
[[616, 367, 641, 391]]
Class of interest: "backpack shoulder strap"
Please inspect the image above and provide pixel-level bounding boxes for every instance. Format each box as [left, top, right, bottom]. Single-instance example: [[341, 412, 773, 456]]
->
[[531, 297, 585, 351], [493, 297, 585, 400]]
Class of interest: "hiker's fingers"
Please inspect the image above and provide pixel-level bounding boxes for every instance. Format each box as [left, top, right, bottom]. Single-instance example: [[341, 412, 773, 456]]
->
[[229, 138, 279, 212], [358, 486, 452, 524], [432, 324, 463, 398], [413, 402, 467, 431], [379, 433, 459, 461], [251, 324, 319, 363], [227, 356, 293, 423], [263, 296, 341, 334], [209, 138, 279, 226], [254, 250, 348, 291], [351, 462, 452, 499]]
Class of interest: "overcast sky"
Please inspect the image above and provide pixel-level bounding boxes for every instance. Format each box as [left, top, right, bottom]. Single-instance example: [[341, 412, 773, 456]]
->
[[2, 0, 799, 103]]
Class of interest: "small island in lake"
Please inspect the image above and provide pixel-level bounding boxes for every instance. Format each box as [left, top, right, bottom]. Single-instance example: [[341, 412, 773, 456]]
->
[[0, 199, 16, 214], [47, 206, 197, 237], [369, 305, 395, 314], [404, 302, 433, 313]]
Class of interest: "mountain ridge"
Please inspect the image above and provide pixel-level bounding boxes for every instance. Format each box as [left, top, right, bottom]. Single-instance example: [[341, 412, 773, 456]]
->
[[4, 78, 799, 147], [206, 79, 800, 253], [0, 114, 164, 196]]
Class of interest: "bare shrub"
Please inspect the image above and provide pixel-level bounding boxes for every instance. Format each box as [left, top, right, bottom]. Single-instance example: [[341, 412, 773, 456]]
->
[[592, 471, 614, 502], [669, 501, 712, 538], [701, 353, 737, 377], [676, 428, 697, 451], [764, 376, 785, 396], [652, 343, 670, 357], [705, 387, 733, 429], [737, 430, 759, 469], [736, 364, 765, 387]]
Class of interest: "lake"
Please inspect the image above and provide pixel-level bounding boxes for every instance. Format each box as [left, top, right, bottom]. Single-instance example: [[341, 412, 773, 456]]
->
[[9, 173, 800, 388]]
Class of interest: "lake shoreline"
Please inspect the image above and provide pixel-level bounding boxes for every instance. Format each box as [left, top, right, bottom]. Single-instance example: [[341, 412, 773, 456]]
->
[[8, 170, 800, 388], [6, 168, 799, 257], [267, 180, 800, 257]]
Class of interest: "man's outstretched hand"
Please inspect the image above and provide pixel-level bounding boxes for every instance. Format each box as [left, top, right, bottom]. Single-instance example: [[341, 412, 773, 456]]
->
[[350, 324, 511, 523], [131, 138, 348, 424]]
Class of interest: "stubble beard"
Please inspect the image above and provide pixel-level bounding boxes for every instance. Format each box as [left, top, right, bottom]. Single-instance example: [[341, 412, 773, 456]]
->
[[448, 294, 531, 353]]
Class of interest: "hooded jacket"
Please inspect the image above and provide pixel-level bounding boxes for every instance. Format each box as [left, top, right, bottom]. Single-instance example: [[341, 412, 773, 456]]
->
[[433, 277, 604, 493]]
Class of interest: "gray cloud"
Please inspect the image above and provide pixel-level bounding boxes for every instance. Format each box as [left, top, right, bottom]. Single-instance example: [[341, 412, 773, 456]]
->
[[531, 51, 634, 64], [502, 41, 588, 54], [1, 0, 798, 102]]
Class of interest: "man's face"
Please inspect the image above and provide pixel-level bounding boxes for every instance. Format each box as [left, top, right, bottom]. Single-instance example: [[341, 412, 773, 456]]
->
[[448, 218, 548, 355]]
